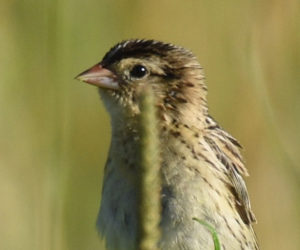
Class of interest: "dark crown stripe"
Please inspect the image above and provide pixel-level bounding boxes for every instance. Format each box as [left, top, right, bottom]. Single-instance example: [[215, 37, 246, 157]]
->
[[101, 39, 192, 66]]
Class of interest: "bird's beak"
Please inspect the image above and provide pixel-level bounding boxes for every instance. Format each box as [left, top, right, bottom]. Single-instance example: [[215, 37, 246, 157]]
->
[[75, 64, 119, 90]]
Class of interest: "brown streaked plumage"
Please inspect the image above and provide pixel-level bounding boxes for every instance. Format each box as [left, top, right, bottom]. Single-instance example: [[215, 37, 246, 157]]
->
[[76, 39, 259, 250]]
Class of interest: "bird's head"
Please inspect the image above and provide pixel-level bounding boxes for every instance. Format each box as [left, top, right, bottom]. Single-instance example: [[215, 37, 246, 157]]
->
[[76, 39, 208, 127]]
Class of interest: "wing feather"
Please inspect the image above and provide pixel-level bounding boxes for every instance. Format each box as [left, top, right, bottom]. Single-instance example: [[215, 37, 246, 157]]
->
[[204, 117, 256, 224]]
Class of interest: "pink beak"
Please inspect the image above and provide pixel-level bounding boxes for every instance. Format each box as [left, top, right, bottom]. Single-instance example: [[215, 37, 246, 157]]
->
[[75, 64, 119, 90]]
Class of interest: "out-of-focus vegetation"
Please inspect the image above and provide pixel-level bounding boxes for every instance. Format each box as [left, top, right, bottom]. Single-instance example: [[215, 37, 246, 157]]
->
[[138, 86, 161, 250], [0, 0, 299, 250]]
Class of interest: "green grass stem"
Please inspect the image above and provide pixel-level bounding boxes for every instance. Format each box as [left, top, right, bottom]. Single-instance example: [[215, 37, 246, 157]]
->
[[193, 217, 221, 250]]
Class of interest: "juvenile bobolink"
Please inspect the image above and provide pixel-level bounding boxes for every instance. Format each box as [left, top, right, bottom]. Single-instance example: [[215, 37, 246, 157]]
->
[[76, 39, 258, 250]]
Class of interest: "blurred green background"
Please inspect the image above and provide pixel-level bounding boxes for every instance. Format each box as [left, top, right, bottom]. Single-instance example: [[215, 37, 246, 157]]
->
[[1, 0, 299, 249]]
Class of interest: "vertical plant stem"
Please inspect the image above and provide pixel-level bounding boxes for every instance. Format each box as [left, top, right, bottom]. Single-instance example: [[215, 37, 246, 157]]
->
[[137, 86, 162, 250]]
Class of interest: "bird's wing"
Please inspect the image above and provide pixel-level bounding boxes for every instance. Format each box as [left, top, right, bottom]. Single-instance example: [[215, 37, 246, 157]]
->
[[203, 124, 257, 225]]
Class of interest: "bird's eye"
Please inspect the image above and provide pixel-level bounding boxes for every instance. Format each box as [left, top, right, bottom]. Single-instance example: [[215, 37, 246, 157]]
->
[[130, 65, 148, 78]]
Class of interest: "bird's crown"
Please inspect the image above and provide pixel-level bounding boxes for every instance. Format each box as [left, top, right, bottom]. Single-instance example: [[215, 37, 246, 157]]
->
[[101, 39, 195, 67]]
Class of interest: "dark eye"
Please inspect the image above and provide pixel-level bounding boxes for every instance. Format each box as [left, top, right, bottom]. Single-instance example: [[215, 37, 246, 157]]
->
[[130, 64, 148, 78]]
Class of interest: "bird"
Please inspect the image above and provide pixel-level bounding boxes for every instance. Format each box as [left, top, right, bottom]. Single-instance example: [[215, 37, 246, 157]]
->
[[76, 39, 259, 250]]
